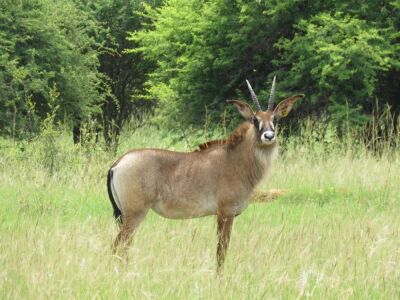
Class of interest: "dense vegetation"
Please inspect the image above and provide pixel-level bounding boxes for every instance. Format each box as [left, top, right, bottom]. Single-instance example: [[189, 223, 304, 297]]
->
[[134, 0, 400, 128], [1, 0, 399, 144], [1, 1, 400, 298]]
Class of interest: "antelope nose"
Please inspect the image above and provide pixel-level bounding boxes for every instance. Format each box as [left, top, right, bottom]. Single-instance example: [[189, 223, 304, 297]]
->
[[264, 131, 275, 140]]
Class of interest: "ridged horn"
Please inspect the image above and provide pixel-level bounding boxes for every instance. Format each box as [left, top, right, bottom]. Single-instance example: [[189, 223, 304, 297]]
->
[[267, 76, 276, 111], [246, 79, 261, 111]]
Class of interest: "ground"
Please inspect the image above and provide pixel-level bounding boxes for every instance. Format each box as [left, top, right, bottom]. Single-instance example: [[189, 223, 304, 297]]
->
[[1, 128, 399, 299]]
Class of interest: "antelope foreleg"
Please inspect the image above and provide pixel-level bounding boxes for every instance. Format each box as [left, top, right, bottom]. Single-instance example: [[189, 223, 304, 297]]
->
[[216, 215, 234, 274]]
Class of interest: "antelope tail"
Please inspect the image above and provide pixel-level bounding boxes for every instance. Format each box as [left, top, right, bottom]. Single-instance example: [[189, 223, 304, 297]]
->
[[107, 169, 122, 224]]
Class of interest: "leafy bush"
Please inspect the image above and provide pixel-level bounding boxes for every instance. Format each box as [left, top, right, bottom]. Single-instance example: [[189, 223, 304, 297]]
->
[[0, 0, 104, 138], [275, 13, 394, 126], [132, 0, 400, 130]]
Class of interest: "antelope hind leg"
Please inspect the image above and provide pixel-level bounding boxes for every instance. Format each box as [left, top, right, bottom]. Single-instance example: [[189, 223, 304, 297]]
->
[[113, 208, 149, 258]]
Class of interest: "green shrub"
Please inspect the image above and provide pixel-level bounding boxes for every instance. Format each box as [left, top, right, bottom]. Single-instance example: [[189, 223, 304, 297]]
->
[[275, 13, 394, 126]]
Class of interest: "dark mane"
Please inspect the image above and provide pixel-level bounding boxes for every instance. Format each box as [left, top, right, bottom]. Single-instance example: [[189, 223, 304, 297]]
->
[[195, 122, 251, 152]]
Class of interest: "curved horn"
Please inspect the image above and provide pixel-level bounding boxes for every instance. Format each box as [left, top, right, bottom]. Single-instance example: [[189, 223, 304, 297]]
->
[[246, 79, 261, 111], [267, 76, 276, 111]]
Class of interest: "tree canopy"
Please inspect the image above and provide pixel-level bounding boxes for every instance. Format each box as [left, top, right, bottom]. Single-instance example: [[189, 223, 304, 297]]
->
[[133, 0, 400, 127], [0, 0, 104, 138], [0, 0, 399, 141]]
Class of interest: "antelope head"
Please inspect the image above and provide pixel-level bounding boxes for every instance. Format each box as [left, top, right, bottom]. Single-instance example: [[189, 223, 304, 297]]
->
[[228, 77, 304, 146]]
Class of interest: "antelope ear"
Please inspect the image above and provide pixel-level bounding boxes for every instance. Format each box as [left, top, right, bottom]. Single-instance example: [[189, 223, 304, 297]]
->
[[273, 94, 304, 118], [227, 100, 254, 120]]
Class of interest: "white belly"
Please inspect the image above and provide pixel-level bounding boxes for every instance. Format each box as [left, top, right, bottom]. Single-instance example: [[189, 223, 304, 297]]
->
[[151, 195, 217, 219]]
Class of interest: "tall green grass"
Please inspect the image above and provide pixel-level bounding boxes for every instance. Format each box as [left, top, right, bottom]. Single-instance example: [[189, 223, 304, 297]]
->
[[0, 115, 399, 299]]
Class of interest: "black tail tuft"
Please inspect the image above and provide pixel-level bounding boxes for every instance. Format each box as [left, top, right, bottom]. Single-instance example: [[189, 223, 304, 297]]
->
[[107, 168, 122, 224]]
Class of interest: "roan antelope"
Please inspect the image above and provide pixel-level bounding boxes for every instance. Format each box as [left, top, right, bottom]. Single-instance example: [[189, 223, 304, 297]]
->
[[107, 78, 304, 272]]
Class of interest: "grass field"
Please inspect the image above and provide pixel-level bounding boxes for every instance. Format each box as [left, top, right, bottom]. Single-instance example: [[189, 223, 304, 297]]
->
[[1, 123, 400, 299]]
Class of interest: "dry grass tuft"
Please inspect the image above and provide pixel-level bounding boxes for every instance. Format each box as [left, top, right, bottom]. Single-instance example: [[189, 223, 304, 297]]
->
[[250, 189, 288, 203]]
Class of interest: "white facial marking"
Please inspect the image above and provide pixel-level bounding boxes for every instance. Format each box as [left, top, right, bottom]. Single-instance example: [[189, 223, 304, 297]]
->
[[257, 117, 263, 131], [270, 122, 274, 130], [261, 130, 275, 145]]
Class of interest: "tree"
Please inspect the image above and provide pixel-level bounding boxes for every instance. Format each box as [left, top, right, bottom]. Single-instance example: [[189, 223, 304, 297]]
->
[[274, 13, 394, 125], [133, 0, 400, 128], [77, 0, 162, 147], [0, 0, 104, 139]]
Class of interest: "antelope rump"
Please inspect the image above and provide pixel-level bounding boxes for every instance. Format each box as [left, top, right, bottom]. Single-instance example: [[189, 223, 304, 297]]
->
[[107, 78, 304, 272]]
